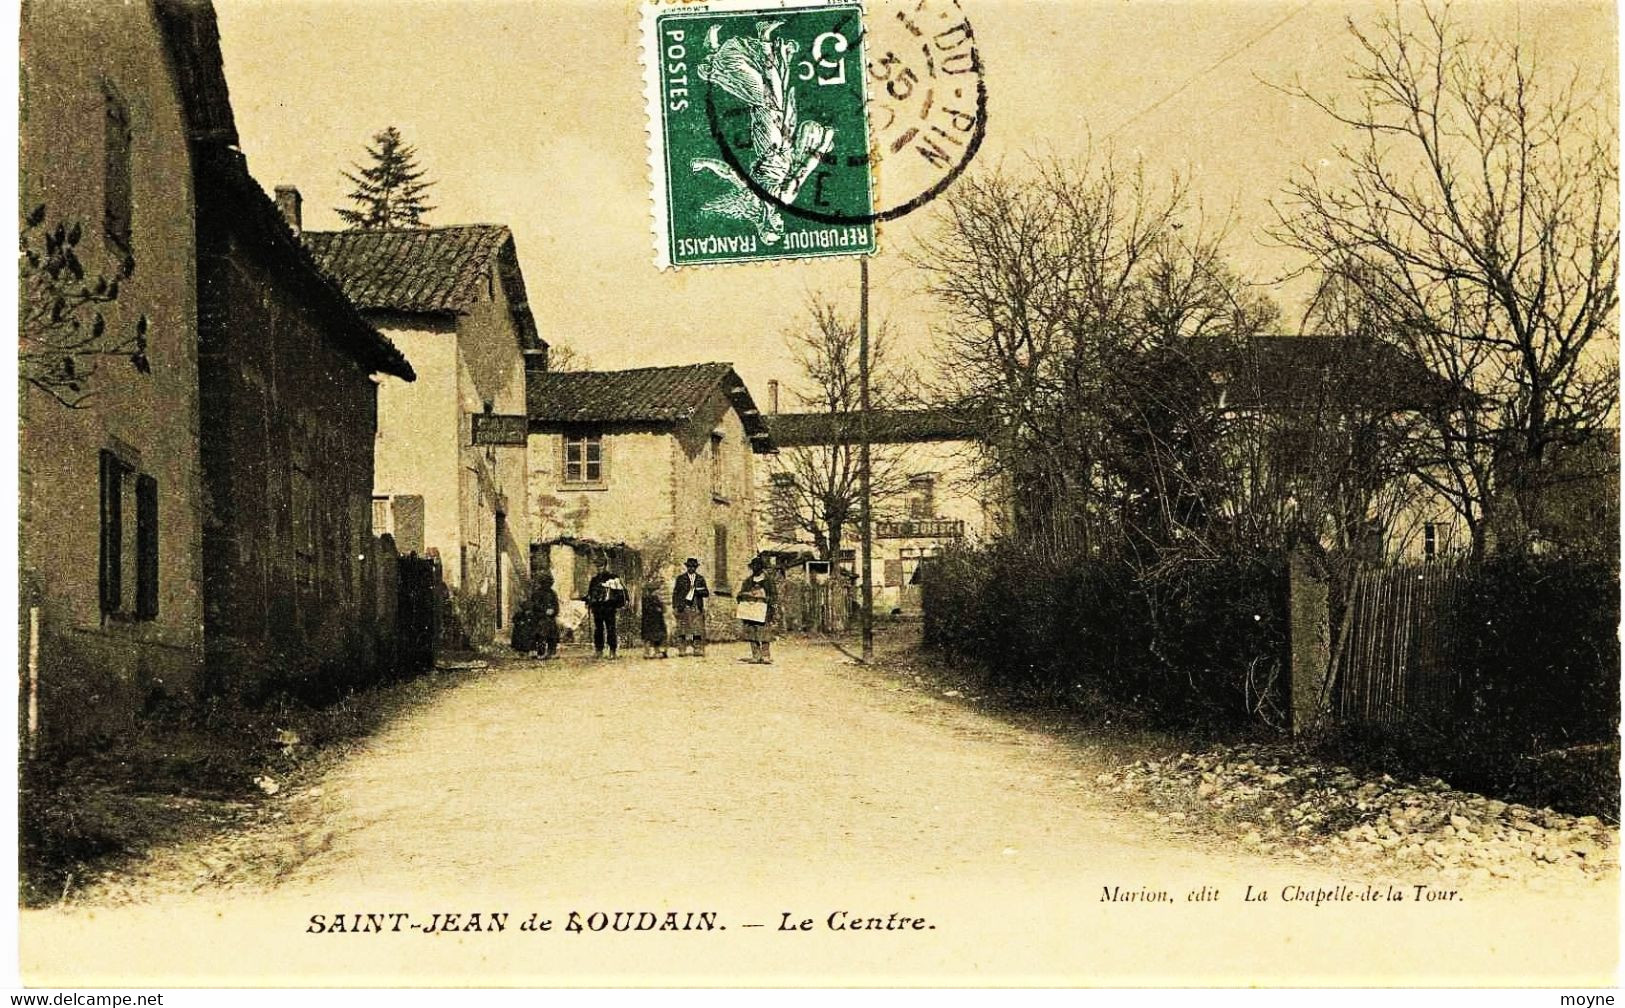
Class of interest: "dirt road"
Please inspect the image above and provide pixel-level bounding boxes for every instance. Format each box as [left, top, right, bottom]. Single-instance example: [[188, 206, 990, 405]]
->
[[21, 638, 1618, 985]]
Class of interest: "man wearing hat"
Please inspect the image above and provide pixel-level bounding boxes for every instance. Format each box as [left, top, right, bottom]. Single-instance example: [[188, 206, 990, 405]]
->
[[736, 555, 777, 664], [671, 557, 710, 656]]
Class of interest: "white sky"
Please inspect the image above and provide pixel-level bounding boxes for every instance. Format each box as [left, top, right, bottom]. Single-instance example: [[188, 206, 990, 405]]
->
[[212, 0, 1617, 404]]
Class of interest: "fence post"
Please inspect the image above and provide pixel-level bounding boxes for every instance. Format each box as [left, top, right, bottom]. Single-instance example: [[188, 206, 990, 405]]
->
[[1287, 546, 1333, 736]]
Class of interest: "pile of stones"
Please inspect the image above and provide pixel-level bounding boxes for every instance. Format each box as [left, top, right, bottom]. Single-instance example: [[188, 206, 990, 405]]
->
[[1102, 745, 1618, 880]]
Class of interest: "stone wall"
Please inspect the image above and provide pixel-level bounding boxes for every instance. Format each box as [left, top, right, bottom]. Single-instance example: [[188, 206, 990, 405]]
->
[[197, 202, 381, 698]]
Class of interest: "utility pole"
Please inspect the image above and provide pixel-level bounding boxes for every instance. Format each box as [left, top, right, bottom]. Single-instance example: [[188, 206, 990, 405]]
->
[[858, 256, 874, 662]]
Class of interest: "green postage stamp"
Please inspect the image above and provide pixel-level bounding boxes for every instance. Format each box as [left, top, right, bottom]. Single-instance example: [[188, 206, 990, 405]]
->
[[642, 0, 878, 268]]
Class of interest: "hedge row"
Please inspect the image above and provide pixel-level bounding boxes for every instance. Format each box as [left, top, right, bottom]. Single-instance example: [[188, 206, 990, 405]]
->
[[1448, 553, 1620, 756], [921, 541, 1289, 728], [923, 543, 1620, 809]]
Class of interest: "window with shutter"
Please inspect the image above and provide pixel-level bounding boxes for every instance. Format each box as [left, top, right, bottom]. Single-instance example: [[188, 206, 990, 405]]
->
[[714, 523, 729, 594], [710, 433, 726, 500], [770, 473, 797, 540], [99, 449, 157, 621], [99, 450, 123, 614], [135, 474, 158, 619], [372, 496, 392, 536], [103, 88, 132, 249], [908, 474, 936, 520]]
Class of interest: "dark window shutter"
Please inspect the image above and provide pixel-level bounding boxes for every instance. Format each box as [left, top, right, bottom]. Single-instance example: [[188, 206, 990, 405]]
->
[[103, 92, 132, 247], [136, 474, 159, 619], [99, 450, 122, 613]]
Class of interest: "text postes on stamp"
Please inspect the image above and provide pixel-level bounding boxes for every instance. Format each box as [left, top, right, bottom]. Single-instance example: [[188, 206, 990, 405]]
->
[[644, 0, 877, 268]]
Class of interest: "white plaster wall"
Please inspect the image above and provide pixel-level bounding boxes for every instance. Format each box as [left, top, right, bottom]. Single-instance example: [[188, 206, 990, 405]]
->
[[528, 428, 676, 552], [373, 330, 461, 575]]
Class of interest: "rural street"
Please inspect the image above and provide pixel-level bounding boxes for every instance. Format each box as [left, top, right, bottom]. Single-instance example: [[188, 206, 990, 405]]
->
[[21, 637, 1618, 985]]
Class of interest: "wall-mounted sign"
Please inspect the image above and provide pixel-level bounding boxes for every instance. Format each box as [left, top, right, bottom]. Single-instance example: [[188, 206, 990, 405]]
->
[[472, 413, 528, 446]]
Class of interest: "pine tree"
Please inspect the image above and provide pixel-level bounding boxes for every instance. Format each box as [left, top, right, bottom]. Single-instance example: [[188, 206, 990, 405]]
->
[[336, 126, 436, 229]]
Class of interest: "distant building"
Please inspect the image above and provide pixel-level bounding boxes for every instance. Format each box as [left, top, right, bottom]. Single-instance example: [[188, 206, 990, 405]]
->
[[524, 363, 773, 635], [303, 224, 542, 647], [19, 0, 414, 746], [1208, 334, 1466, 561], [760, 406, 1002, 612]]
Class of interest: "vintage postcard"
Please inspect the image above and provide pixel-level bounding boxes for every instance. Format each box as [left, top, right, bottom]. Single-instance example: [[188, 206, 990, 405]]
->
[[14, 0, 1620, 990]]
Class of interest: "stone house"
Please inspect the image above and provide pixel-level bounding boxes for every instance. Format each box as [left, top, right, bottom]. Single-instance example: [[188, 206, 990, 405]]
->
[[524, 363, 773, 636], [20, 0, 208, 747], [19, 0, 414, 746], [303, 223, 542, 647], [760, 405, 1001, 612]]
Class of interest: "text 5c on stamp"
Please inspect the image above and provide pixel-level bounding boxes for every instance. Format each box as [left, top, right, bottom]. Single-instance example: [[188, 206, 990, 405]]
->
[[642, 0, 877, 268]]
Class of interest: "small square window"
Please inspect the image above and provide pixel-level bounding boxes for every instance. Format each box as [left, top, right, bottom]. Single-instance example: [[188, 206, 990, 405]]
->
[[563, 433, 604, 484]]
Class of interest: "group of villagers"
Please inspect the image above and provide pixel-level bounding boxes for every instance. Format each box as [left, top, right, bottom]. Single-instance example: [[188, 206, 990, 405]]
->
[[510, 553, 777, 664]]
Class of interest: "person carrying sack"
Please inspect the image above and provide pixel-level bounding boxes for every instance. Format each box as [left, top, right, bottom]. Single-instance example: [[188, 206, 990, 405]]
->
[[736, 555, 776, 664], [586, 555, 628, 659], [672, 557, 709, 657]]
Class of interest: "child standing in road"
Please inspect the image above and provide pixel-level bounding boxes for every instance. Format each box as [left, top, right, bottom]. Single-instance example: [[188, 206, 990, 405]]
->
[[533, 572, 561, 660], [641, 573, 670, 659]]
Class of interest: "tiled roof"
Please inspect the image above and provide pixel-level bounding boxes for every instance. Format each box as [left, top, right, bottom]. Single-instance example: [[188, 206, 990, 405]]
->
[[526, 363, 773, 451], [195, 152, 415, 380], [1217, 335, 1460, 411], [303, 225, 522, 316], [153, 0, 239, 147], [765, 408, 978, 447], [154, 0, 410, 380]]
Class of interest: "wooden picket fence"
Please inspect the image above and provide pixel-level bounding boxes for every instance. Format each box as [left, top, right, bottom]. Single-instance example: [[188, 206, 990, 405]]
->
[[778, 579, 852, 632], [1333, 560, 1468, 725]]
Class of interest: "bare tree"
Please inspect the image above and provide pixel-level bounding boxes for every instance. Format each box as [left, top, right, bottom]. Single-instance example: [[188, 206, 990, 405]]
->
[[546, 342, 590, 371], [915, 155, 1280, 560], [1274, 2, 1619, 556], [763, 295, 914, 562], [914, 157, 1179, 553]]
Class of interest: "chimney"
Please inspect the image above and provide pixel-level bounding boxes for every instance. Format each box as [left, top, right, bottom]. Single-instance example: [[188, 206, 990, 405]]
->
[[273, 185, 303, 237], [524, 346, 550, 375], [767, 379, 780, 415]]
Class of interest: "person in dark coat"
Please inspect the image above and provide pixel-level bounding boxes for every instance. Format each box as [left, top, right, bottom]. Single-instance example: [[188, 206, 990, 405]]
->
[[640, 573, 670, 659], [736, 555, 777, 664], [671, 557, 710, 657], [510, 592, 540, 657], [585, 556, 627, 659], [532, 572, 561, 659]]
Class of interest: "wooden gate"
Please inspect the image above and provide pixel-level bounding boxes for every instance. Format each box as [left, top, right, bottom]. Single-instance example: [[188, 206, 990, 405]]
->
[[777, 579, 851, 632], [1334, 561, 1465, 725]]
